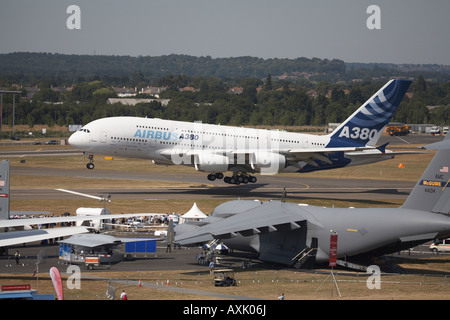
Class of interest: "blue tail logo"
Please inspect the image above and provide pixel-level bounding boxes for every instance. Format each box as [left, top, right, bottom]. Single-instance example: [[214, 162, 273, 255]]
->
[[328, 79, 411, 147]]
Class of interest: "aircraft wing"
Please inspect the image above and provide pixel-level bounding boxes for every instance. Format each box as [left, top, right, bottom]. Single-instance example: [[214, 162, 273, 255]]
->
[[58, 234, 160, 248], [159, 146, 377, 168], [345, 149, 427, 156], [282, 146, 372, 154], [0, 213, 161, 229], [0, 213, 166, 248], [0, 226, 89, 247], [175, 202, 323, 245]]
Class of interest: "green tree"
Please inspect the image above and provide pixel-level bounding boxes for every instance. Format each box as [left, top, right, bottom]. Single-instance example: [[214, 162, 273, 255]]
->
[[263, 74, 273, 91]]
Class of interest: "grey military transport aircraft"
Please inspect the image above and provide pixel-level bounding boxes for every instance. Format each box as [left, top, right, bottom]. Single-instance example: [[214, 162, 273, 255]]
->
[[174, 134, 450, 268]]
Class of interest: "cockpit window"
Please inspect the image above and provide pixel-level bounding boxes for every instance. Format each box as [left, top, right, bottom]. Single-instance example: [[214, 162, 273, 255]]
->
[[79, 128, 90, 133]]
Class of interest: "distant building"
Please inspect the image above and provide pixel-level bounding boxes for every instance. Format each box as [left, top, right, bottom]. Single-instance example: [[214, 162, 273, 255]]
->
[[227, 87, 243, 95], [140, 86, 167, 97], [51, 86, 73, 93], [106, 98, 170, 107], [23, 86, 40, 99], [113, 87, 136, 97], [179, 86, 199, 93]]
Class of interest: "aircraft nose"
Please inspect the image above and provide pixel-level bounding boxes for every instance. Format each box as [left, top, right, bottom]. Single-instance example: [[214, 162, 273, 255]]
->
[[68, 132, 83, 149]]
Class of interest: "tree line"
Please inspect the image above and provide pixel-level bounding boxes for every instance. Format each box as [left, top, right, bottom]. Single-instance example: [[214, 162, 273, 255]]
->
[[0, 52, 347, 85], [2, 52, 450, 87], [1, 75, 449, 132]]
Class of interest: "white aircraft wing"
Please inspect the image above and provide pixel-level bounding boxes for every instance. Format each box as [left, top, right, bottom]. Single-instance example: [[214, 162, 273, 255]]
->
[[0, 213, 165, 248], [0, 226, 89, 247], [285, 146, 373, 154], [159, 146, 376, 167], [0, 213, 161, 229]]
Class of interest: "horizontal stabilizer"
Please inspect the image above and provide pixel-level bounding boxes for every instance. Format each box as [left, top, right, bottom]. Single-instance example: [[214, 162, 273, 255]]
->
[[376, 142, 389, 154]]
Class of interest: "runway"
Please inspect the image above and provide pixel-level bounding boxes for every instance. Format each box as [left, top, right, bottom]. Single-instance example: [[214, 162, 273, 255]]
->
[[10, 165, 414, 203], [11, 178, 415, 201]]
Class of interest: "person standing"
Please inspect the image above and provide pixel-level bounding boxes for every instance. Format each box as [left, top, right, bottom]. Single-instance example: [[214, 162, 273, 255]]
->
[[14, 250, 20, 265], [209, 260, 215, 274]]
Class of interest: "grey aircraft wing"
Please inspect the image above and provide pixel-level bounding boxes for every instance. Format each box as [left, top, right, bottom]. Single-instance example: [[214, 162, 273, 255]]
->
[[175, 201, 323, 246]]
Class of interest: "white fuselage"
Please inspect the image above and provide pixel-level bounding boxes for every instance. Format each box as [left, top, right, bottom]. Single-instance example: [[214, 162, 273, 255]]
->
[[68, 116, 392, 177], [71, 117, 327, 155]]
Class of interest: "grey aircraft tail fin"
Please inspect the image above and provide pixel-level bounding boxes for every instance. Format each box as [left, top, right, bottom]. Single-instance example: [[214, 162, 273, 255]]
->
[[0, 160, 10, 221], [402, 134, 450, 214]]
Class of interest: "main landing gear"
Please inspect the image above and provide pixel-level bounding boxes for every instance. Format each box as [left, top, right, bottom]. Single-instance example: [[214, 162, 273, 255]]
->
[[207, 172, 257, 185]]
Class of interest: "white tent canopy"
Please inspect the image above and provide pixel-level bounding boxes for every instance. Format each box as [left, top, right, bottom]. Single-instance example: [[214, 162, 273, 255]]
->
[[181, 202, 208, 222]]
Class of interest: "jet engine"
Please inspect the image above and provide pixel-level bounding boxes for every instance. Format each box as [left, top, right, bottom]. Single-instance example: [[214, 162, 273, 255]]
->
[[194, 153, 230, 173], [250, 152, 286, 174]]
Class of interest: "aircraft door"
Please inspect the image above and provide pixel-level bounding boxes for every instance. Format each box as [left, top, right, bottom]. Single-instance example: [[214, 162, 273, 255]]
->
[[100, 131, 107, 143], [257, 221, 308, 266]]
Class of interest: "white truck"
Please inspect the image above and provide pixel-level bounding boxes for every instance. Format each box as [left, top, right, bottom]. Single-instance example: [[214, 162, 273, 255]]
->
[[429, 126, 441, 135]]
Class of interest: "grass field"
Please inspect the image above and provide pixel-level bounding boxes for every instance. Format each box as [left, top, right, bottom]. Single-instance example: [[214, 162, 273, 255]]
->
[[2, 258, 450, 300]]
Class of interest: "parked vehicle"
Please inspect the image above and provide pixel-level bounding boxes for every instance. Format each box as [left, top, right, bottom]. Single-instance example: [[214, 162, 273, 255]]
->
[[429, 239, 450, 253], [213, 269, 236, 287]]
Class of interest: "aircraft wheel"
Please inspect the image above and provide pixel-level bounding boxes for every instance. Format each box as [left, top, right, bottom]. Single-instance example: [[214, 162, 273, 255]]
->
[[207, 174, 216, 181], [216, 172, 224, 179], [86, 163, 95, 170], [224, 177, 231, 184]]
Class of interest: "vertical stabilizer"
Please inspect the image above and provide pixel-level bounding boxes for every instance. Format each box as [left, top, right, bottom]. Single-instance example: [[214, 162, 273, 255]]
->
[[402, 134, 450, 214], [327, 79, 411, 147], [0, 160, 10, 220]]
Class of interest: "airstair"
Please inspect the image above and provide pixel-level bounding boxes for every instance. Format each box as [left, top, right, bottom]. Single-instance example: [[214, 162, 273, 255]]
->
[[292, 238, 318, 269]]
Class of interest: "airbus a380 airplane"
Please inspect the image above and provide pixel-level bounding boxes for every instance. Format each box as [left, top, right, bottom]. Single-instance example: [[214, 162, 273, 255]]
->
[[69, 79, 411, 184]]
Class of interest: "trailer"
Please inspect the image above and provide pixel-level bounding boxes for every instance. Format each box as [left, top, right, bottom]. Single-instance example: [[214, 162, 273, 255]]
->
[[85, 256, 100, 270]]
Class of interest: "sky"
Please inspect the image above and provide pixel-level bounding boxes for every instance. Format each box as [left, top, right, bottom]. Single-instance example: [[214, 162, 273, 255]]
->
[[1, 0, 450, 65]]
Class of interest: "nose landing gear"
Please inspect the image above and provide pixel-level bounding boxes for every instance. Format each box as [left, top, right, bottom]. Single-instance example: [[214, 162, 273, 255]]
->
[[86, 154, 95, 170]]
